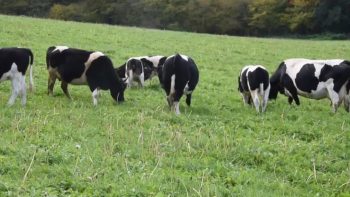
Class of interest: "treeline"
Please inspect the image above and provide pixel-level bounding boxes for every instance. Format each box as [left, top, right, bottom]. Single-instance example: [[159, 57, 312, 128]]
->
[[1, 0, 350, 36]]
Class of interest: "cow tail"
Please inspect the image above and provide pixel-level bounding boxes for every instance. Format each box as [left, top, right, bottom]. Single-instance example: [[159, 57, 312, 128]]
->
[[259, 83, 264, 97], [28, 49, 34, 92]]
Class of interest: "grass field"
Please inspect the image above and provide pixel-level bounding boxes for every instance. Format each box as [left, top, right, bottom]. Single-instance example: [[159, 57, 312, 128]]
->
[[0, 15, 349, 196]]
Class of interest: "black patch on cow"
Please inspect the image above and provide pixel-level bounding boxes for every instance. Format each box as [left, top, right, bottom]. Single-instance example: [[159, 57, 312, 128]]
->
[[115, 64, 126, 79], [330, 64, 350, 92], [295, 64, 319, 93], [157, 64, 164, 85], [282, 73, 300, 105], [158, 57, 167, 67], [0, 47, 33, 77], [141, 58, 156, 81], [247, 67, 269, 91], [269, 62, 286, 99], [319, 64, 333, 81]]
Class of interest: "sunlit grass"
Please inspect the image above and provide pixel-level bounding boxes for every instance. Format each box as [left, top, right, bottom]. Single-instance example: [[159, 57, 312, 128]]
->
[[0, 15, 349, 196]]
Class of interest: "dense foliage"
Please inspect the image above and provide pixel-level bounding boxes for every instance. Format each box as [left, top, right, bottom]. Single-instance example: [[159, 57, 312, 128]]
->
[[1, 0, 350, 36]]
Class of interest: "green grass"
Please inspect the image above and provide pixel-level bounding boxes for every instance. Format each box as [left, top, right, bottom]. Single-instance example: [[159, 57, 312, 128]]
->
[[0, 15, 349, 196]]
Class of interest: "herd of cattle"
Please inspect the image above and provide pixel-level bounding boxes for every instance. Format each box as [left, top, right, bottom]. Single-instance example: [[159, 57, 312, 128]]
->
[[1, 46, 350, 114]]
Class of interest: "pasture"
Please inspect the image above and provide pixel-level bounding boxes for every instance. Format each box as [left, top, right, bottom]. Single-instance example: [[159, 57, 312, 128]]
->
[[0, 15, 349, 196]]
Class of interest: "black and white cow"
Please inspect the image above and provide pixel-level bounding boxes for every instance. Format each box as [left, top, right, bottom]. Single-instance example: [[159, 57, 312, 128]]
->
[[238, 65, 270, 113], [158, 54, 199, 115], [121, 56, 167, 87], [46, 46, 126, 105], [0, 47, 34, 106], [269, 58, 350, 112]]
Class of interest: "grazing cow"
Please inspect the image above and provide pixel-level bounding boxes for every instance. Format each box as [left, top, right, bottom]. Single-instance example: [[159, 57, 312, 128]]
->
[[0, 47, 34, 106], [46, 46, 126, 105], [158, 54, 199, 115], [238, 65, 270, 113], [269, 58, 350, 112], [121, 56, 167, 87]]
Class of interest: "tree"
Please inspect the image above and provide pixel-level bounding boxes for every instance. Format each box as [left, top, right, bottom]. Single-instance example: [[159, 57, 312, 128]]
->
[[248, 0, 289, 35]]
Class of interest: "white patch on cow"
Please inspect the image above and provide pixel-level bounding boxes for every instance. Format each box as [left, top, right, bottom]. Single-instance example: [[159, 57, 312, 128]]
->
[[71, 52, 104, 85], [284, 58, 345, 67], [180, 55, 189, 61], [146, 56, 165, 67], [127, 56, 148, 61], [167, 54, 189, 62], [1, 63, 27, 106], [85, 52, 104, 67], [53, 46, 68, 52], [170, 74, 176, 95], [92, 88, 100, 106]]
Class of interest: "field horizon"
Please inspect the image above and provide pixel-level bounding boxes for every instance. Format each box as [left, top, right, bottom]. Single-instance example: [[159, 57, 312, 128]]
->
[[0, 15, 349, 196]]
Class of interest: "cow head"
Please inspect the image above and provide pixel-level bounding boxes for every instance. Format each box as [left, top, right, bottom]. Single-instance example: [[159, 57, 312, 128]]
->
[[115, 64, 126, 79]]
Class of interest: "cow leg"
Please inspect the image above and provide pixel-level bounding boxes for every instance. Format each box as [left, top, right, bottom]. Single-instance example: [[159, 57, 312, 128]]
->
[[344, 96, 350, 112], [326, 86, 340, 113], [250, 90, 260, 113], [8, 75, 22, 106], [61, 81, 71, 99], [166, 93, 173, 108], [127, 70, 133, 88], [241, 93, 251, 106], [186, 93, 192, 106], [173, 91, 184, 115], [184, 84, 193, 106], [288, 96, 293, 104], [283, 75, 300, 105], [139, 72, 145, 87], [92, 88, 100, 106], [48, 72, 57, 96], [262, 86, 270, 112], [166, 74, 176, 108], [20, 75, 27, 106]]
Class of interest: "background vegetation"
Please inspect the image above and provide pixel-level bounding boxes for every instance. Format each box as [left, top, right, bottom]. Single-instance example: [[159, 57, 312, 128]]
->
[[0, 0, 350, 36], [0, 15, 349, 196]]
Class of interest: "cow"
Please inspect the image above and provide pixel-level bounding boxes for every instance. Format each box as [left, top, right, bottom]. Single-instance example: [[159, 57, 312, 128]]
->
[[269, 58, 350, 112], [238, 65, 270, 113], [0, 47, 34, 106], [120, 56, 167, 87], [46, 46, 126, 105], [158, 54, 199, 115]]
